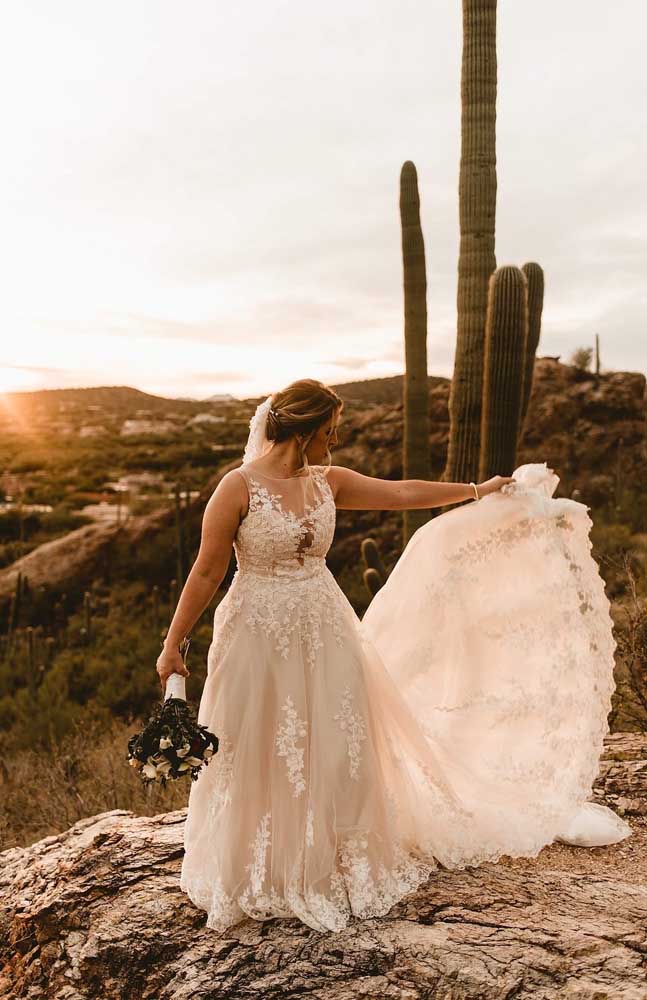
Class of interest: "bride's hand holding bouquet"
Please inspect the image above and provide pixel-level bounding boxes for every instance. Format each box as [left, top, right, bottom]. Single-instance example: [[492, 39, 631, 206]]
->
[[156, 639, 190, 695], [126, 635, 218, 785]]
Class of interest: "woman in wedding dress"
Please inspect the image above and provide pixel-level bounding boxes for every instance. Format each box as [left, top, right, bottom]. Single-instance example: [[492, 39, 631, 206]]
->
[[157, 378, 632, 935]]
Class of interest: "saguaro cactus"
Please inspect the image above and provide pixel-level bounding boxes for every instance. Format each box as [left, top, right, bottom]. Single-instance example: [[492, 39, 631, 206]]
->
[[594, 331, 601, 385], [444, 0, 499, 486], [478, 266, 528, 480], [400, 161, 432, 546], [83, 590, 92, 642], [518, 261, 545, 440], [4, 578, 19, 663], [151, 584, 160, 633]]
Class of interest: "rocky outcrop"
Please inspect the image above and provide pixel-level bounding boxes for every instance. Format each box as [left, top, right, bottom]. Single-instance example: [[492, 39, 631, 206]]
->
[[592, 731, 647, 817], [1, 734, 646, 1000]]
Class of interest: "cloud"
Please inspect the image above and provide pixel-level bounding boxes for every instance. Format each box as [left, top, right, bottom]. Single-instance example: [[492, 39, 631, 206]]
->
[[4, 364, 70, 377], [324, 356, 375, 371]]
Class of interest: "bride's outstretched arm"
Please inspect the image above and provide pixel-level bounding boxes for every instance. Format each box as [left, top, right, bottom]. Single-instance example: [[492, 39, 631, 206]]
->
[[326, 466, 515, 510]]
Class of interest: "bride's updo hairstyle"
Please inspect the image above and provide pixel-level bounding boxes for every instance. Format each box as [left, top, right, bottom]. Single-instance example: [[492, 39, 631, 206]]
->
[[266, 379, 343, 476]]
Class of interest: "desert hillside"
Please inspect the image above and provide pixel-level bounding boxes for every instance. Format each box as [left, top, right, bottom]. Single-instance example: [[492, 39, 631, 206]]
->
[[1, 356, 645, 605]]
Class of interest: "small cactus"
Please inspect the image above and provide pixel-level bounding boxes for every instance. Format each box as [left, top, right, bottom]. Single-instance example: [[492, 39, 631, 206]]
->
[[27, 626, 35, 687], [361, 538, 389, 598], [363, 568, 383, 598], [45, 635, 56, 669], [83, 590, 92, 641], [595, 332, 601, 384], [4, 587, 18, 662], [174, 486, 188, 588], [615, 437, 624, 511], [361, 538, 387, 582]]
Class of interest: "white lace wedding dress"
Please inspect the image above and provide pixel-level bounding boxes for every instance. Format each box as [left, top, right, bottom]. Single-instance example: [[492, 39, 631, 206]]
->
[[179, 461, 631, 934]]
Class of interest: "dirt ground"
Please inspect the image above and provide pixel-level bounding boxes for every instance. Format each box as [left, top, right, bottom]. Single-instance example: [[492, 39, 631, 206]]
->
[[499, 814, 646, 885]]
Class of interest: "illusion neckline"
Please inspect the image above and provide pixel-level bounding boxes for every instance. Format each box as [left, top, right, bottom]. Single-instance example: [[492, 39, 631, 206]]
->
[[239, 469, 332, 526], [243, 466, 313, 481]]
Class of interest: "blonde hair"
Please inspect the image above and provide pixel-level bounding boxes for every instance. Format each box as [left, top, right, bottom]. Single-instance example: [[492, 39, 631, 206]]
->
[[266, 379, 344, 475]]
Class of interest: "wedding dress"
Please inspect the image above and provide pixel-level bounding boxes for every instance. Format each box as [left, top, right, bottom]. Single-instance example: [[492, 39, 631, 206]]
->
[[179, 461, 631, 934]]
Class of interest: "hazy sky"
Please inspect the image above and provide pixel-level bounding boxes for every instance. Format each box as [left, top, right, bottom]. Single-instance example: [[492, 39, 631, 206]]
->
[[1, 1, 645, 400]]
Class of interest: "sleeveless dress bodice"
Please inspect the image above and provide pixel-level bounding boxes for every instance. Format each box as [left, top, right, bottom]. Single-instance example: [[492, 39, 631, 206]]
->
[[232, 465, 336, 581], [206, 464, 348, 673]]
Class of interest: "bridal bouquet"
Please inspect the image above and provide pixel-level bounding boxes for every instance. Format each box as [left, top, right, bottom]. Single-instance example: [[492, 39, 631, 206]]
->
[[126, 638, 219, 786]]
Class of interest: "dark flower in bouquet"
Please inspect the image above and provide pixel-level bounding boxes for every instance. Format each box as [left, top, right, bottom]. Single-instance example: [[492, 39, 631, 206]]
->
[[126, 637, 219, 785]]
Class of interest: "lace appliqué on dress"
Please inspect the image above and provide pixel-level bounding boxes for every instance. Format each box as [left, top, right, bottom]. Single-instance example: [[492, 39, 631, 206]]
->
[[445, 511, 574, 566], [246, 811, 272, 895], [237, 813, 296, 922], [339, 833, 435, 917], [201, 812, 434, 935], [275, 695, 308, 796], [334, 685, 367, 780], [179, 867, 241, 934], [305, 807, 315, 847], [207, 730, 235, 817]]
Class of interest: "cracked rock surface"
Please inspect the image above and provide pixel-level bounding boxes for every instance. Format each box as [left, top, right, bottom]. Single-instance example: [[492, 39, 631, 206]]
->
[[1, 733, 646, 1000]]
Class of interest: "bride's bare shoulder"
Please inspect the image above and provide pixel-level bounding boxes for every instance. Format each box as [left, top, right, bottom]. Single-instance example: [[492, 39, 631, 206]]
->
[[316, 465, 358, 502]]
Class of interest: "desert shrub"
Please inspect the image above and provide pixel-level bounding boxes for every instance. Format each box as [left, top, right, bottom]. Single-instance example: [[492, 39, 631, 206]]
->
[[609, 554, 647, 732], [0, 712, 189, 851], [0, 579, 216, 756], [590, 519, 645, 600], [570, 347, 593, 370], [0, 508, 42, 540]]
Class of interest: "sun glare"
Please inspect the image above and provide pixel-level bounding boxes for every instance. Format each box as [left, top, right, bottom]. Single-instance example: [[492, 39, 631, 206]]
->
[[0, 369, 42, 394]]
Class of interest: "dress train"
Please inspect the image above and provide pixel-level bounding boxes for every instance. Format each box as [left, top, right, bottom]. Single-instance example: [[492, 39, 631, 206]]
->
[[361, 462, 631, 850]]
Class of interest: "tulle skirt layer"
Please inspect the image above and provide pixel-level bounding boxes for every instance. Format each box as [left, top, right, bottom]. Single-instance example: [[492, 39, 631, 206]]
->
[[181, 569, 469, 934], [362, 467, 632, 854]]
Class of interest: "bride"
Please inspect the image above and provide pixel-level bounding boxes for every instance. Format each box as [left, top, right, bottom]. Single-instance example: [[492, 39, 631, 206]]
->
[[156, 378, 632, 934]]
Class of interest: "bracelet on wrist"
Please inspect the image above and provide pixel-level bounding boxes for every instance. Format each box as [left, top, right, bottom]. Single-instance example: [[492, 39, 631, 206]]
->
[[162, 634, 191, 655], [469, 481, 480, 501]]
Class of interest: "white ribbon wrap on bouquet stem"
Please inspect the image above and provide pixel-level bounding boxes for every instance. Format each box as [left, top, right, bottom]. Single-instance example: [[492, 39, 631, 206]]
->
[[164, 673, 187, 701]]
